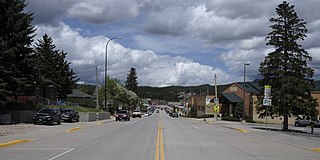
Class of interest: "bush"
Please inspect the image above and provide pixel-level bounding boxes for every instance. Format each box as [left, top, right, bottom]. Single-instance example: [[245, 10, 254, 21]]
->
[[245, 118, 256, 123], [222, 116, 240, 122], [189, 107, 197, 118]]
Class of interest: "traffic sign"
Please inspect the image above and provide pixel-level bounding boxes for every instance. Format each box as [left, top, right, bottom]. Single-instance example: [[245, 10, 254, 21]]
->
[[264, 85, 271, 99], [263, 98, 271, 106], [214, 104, 220, 113]]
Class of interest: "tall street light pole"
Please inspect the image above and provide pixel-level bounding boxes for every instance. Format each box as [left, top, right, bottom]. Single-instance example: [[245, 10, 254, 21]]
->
[[243, 62, 250, 121], [105, 37, 121, 111]]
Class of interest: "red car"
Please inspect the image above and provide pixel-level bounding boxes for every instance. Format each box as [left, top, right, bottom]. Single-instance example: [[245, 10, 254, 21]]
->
[[115, 110, 130, 121]]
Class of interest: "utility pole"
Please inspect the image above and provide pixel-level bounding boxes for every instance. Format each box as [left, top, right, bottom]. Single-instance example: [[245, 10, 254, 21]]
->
[[214, 74, 218, 121], [96, 67, 99, 109]]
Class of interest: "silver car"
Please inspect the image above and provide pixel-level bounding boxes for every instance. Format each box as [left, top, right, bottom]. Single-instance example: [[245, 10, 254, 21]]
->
[[294, 118, 320, 127]]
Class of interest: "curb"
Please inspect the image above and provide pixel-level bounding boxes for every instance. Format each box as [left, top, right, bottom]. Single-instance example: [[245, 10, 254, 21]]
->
[[0, 139, 33, 148], [220, 125, 248, 133]]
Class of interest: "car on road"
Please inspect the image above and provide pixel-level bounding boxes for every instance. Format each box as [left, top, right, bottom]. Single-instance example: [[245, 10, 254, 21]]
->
[[33, 108, 61, 125], [294, 118, 320, 127], [61, 108, 80, 122], [115, 110, 130, 121], [170, 112, 179, 118], [132, 110, 142, 118]]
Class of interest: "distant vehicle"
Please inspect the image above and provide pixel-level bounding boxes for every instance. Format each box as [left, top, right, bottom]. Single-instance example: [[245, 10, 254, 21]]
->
[[132, 110, 142, 118], [156, 110, 159, 113], [171, 112, 179, 118], [115, 110, 130, 121], [144, 113, 149, 117], [61, 108, 79, 122], [33, 108, 61, 125], [294, 118, 319, 127]]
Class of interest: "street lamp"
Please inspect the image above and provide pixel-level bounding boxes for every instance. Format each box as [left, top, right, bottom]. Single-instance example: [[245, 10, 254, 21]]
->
[[243, 62, 250, 121], [105, 37, 122, 111]]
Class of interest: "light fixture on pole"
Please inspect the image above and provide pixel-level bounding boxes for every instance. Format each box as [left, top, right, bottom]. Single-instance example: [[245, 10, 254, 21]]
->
[[105, 37, 122, 111], [243, 62, 250, 121]]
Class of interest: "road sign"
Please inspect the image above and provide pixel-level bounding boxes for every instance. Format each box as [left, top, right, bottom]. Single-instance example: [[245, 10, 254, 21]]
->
[[264, 85, 271, 99], [214, 104, 220, 113], [214, 97, 219, 104], [263, 98, 271, 106]]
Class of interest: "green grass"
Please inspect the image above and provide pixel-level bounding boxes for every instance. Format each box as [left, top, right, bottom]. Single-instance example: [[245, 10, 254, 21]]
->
[[47, 105, 102, 112]]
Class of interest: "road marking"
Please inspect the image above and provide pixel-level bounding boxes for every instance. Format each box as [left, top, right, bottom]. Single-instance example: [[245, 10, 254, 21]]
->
[[65, 127, 82, 133], [192, 125, 200, 129], [0, 139, 33, 148], [221, 125, 248, 133], [155, 120, 165, 160], [48, 148, 74, 160], [310, 148, 320, 152]]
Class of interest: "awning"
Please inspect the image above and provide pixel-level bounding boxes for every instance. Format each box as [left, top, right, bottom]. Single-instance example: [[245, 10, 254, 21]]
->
[[220, 93, 243, 103]]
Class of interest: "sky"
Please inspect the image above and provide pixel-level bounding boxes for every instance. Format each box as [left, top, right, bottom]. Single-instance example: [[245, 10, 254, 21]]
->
[[25, 0, 320, 87]]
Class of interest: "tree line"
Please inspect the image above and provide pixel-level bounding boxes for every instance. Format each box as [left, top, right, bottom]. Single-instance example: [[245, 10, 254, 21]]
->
[[0, 0, 78, 102]]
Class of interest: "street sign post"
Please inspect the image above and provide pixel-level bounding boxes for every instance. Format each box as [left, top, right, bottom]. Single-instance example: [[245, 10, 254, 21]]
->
[[264, 85, 272, 130]]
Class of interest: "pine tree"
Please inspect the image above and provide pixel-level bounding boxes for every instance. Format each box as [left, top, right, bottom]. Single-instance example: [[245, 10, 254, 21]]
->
[[259, 1, 318, 131], [0, 0, 35, 100], [34, 34, 78, 99], [125, 67, 138, 94]]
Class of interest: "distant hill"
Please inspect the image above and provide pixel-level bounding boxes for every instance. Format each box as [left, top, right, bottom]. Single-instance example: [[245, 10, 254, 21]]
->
[[137, 84, 230, 102], [77, 80, 320, 102]]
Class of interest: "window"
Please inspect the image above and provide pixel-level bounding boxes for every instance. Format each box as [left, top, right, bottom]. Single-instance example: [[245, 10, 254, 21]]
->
[[230, 87, 238, 92]]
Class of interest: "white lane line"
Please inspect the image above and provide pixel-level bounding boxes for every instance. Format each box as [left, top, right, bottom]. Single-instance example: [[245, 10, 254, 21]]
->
[[192, 125, 200, 129], [48, 148, 74, 160]]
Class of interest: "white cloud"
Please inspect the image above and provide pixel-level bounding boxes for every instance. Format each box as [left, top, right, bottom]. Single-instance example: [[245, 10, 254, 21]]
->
[[66, 0, 140, 23], [34, 22, 234, 86]]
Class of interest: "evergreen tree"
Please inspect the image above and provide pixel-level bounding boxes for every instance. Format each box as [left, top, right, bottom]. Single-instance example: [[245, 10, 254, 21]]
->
[[125, 67, 138, 94], [259, 1, 318, 131], [0, 0, 35, 100], [34, 34, 78, 99]]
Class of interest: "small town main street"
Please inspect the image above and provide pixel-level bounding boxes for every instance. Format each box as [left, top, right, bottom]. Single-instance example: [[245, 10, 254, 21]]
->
[[0, 110, 319, 160]]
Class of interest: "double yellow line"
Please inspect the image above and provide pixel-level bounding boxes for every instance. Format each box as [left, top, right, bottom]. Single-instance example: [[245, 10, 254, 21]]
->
[[155, 119, 164, 160]]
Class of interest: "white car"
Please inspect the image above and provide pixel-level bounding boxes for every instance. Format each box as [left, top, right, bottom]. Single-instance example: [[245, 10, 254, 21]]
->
[[132, 110, 141, 118]]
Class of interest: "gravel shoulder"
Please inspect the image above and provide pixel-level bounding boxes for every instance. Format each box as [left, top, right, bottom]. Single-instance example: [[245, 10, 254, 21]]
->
[[0, 124, 42, 136]]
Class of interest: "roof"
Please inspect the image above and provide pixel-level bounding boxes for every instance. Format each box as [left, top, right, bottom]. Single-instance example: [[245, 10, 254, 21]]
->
[[237, 82, 261, 94], [67, 89, 95, 98], [220, 93, 243, 103]]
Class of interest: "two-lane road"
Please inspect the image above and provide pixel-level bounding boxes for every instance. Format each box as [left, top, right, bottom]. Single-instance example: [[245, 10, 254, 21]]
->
[[1, 110, 319, 160]]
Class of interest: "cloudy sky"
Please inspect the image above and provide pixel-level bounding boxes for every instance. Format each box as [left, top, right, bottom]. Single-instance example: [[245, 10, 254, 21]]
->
[[25, 0, 320, 87]]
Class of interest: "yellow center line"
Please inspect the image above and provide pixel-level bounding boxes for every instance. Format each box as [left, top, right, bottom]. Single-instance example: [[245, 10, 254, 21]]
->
[[65, 127, 82, 133], [0, 139, 33, 148], [155, 119, 165, 160], [310, 148, 320, 152]]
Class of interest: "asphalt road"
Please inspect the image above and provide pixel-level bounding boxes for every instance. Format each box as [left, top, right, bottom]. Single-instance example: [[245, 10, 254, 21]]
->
[[0, 110, 319, 160]]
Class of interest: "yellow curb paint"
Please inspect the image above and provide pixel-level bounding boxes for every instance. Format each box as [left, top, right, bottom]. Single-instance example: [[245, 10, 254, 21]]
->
[[0, 139, 33, 148], [65, 127, 82, 133], [221, 125, 248, 133], [155, 119, 165, 160], [310, 148, 320, 152]]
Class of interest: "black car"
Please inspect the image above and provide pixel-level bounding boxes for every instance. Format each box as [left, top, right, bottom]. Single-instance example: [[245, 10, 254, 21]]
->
[[115, 110, 130, 121], [33, 108, 61, 125], [61, 108, 80, 122]]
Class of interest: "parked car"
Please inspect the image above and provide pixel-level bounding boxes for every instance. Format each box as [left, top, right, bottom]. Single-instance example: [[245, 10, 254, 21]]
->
[[61, 108, 80, 122], [115, 110, 130, 121], [294, 118, 320, 127], [170, 112, 179, 118], [132, 110, 142, 118], [33, 108, 61, 125]]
